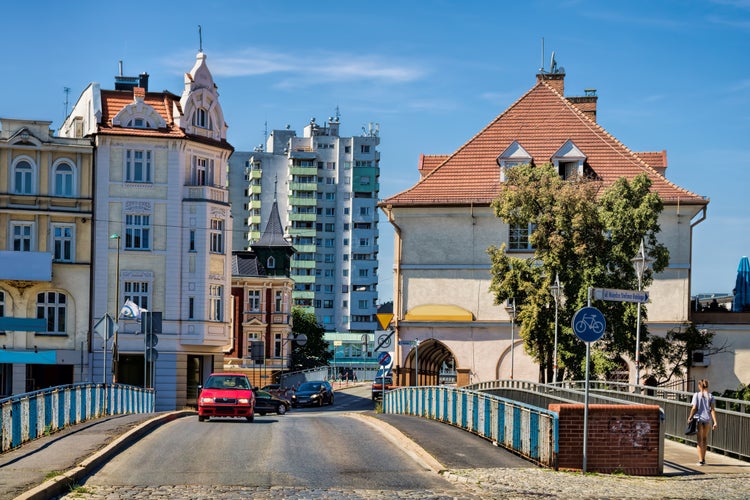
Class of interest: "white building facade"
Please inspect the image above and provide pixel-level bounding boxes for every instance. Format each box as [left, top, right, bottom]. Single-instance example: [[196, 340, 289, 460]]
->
[[229, 117, 380, 334], [60, 52, 233, 410]]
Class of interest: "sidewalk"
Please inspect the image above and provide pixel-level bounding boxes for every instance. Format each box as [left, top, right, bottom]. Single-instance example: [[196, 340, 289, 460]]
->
[[0, 411, 189, 500]]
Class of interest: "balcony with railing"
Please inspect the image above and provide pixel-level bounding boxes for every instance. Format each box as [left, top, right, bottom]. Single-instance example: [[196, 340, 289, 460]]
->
[[183, 185, 229, 204]]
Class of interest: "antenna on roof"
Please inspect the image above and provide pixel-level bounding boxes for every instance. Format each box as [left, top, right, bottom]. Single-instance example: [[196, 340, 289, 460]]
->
[[198, 25, 203, 52], [540, 37, 545, 72], [63, 87, 70, 121]]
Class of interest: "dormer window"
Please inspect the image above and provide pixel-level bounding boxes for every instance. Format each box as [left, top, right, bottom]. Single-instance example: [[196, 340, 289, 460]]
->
[[194, 108, 210, 128], [551, 140, 586, 179], [497, 142, 532, 182], [267, 256, 276, 269], [127, 118, 151, 128]]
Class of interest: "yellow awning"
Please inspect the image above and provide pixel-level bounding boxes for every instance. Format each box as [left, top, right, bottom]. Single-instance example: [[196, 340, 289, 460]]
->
[[404, 304, 474, 322]]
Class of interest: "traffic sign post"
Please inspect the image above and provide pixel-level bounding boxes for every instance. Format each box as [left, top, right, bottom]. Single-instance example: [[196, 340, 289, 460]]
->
[[377, 351, 392, 404], [573, 302, 607, 474]]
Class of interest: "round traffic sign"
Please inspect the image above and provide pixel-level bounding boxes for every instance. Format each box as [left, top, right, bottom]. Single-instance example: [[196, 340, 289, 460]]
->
[[377, 351, 391, 366], [572, 307, 606, 343]]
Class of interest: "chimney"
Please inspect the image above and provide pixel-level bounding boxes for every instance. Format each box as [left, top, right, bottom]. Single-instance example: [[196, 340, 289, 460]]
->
[[537, 72, 565, 95], [567, 89, 598, 122], [139, 72, 149, 92]]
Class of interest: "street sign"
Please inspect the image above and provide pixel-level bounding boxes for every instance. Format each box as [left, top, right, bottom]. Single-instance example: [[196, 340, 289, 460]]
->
[[398, 340, 414, 346], [145, 347, 159, 362], [572, 307, 606, 343], [377, 351, 391, 366], [94, 314, 117, 340], [145, 333, 158, 348], [593, 288, 649, 303], [376, 313, 393, 330]]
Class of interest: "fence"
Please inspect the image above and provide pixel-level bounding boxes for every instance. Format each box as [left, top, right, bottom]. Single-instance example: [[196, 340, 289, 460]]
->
[[384, 385, 558, 468], [469, 379, 750, 462], [0, 383, 154, 453]]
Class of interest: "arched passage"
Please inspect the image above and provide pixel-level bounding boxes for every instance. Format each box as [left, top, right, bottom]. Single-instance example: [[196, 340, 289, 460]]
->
[[401, 339, 456, 386]]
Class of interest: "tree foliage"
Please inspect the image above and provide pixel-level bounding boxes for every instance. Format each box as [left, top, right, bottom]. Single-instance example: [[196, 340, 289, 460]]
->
[[642, 323, 717, 383], [290, 308, 332, 370], [487, 164, 669, 382]]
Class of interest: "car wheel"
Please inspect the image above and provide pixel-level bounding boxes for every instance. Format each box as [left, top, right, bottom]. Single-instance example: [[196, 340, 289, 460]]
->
[[198, 415, 206, 422], [318, 397, 324, 407], [277, 404, 287, 415], [329, 395, 334, 405], [247, 414, 255, 423], [258, 412, 266, 416]]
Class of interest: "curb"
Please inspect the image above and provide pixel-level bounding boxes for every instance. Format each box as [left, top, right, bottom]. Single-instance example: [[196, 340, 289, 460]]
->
[[347, 412, 445, 473], [14, 410, 194, 500]]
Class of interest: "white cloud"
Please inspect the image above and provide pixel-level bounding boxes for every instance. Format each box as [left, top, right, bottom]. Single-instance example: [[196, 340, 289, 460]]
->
[[168, 48, 427, 86]]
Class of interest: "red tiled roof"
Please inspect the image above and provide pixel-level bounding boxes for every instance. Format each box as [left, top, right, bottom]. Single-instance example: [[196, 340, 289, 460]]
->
[[418, 154, 450, 178], [97, 89, 232, 150], [383, 80, 706, 207]]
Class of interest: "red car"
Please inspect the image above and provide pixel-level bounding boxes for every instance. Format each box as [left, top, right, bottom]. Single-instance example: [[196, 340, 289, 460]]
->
[[198, 372, 255, 422]]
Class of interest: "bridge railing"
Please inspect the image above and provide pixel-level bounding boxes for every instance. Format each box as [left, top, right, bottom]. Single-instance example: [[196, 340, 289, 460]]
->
[[470, 379, 750, 462], [384, 385, 558, 468], [0, 383, 154, 453]]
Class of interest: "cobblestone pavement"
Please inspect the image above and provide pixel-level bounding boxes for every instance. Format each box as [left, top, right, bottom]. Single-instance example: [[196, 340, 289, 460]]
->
[[56, 467, 750, 499]]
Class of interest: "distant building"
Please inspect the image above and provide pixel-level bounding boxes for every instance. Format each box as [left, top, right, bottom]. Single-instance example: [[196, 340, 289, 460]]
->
[[228, 200, 295, 388], [228, 117, 380, 334], [59, 52, 234, 410], [0, 118, 93, 396]]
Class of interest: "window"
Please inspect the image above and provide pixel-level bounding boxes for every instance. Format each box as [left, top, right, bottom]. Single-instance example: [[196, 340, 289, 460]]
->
[[324, 223, 335, 232], [358, 300, 369, 309], [36, 292, 66, 334], [210, 219, 224, 253], [275, 291, 283, 312], [324, 254, 335, 263], [360, 145, 370, 153], [11, 223, 33, 251], [325, 208, 335, 216], [124, 281, 149, 311], [126, 150, 152, 183], [13, 159, 34, 194], [360, 176, 370, 185], [323, 300, 333, 308], [210, 285, 223, 321], [194, 157, 208, 186], [267, 256, 276, 269], [54, 162, 75, 196], [359, 269, 369, 277], [248, 290, 261, 312], [188, 297, 195, 319], [359, 207, 370, 216], [52, 225, 74, 262], [509, 223, 536, 250], [0, 290, 5, 328], [325, 192, 336, 200], [345, 146, 351, 153], [189, 230, 196, 252], [359, 238, 370, 247], [125, 215, 150, 250], [194, 108, 209, 128], [274, 333, 282, 357]]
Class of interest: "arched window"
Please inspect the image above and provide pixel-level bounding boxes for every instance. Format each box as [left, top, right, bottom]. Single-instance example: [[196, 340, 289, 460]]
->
[[36, 291, 67, 334], [13, 159, 34, 194], [193, 108, 210, 128], [54, 162, 75, 197], [267, 256, 276, 269]]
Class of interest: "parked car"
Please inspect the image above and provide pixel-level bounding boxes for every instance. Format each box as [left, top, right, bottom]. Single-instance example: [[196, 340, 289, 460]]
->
[[371, 376, 394, 400], [198, 372, 255, 422], [260, 383, 283, 397], [254, 390, 291, 415], [291, 380, 334, 407]]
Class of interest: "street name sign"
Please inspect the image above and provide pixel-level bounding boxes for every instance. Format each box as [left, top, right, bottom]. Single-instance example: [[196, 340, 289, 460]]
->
[[593, 288, 649, 303]]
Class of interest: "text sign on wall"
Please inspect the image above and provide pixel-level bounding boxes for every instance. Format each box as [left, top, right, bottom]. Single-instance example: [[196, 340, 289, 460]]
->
[[593, 288, 649, 303]]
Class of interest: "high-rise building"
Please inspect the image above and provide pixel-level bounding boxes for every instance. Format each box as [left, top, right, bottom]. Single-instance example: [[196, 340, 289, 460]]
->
[[229, 116, 380, 334], [60, 52, 234, 410]]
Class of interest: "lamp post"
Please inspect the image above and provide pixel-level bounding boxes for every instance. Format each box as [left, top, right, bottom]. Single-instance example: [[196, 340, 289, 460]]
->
[[550, 273, 562, 384], [631, 239, 649, 390], [110, 233, 121, 384], [505, 299, 516, 379]]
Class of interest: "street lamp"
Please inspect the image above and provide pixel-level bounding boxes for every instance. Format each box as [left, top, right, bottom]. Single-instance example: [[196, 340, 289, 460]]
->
[[505, 298, 516, 379], [631, 239, 650, 390], [110, 233, 121, 384], [550, 273, 562, 384]]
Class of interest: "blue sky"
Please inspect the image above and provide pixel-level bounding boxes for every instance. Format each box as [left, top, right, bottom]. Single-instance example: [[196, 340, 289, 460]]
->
[[3, 1, 749, 303]]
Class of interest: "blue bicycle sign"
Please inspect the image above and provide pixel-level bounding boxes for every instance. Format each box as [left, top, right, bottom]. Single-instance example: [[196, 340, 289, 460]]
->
[[572, 307, 606, 343]]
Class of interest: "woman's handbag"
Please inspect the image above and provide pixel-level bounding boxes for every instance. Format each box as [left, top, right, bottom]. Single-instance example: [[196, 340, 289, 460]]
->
[[685, 416, 699, 436]]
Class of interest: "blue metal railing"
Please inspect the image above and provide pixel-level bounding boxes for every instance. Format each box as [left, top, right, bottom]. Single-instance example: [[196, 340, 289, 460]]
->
[[384, 385, 558, 468], [0, 383, 154, 453]]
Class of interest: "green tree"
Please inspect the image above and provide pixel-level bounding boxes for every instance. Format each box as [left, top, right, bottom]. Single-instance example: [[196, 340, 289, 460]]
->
[[488, 164, 668, 382], [290, 308, 332, 370]]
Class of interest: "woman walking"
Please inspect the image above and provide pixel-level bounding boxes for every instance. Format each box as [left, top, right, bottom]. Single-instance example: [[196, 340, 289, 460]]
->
[[687, 379, 718, 465]]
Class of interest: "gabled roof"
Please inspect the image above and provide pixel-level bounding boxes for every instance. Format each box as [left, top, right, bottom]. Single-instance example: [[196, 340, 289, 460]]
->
[[383, 79, 706, 207]]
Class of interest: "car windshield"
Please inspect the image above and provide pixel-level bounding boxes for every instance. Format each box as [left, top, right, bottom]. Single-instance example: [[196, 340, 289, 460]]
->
[[206, 375, 250, 389], [299, 382, 322, 391]]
